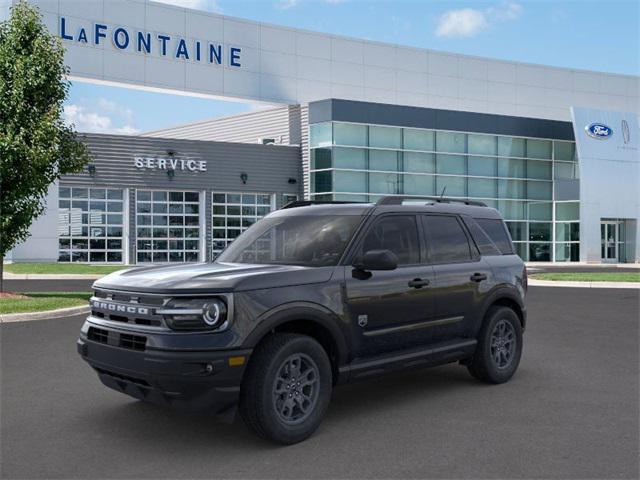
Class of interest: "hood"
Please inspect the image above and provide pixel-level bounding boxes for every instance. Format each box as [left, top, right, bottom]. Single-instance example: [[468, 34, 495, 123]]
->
[[93, 262, 335, 294]]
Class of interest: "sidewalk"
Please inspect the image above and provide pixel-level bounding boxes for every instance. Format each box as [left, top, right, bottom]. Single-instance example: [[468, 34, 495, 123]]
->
[[528, 279, 640, 289], [3, 272, 104, 280]]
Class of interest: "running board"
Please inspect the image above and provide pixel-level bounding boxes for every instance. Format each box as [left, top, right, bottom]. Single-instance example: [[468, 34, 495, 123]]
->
[[337, 338, 477, 383]]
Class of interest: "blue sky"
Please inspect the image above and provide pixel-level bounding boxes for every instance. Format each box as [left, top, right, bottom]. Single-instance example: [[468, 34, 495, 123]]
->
[[64, 0, 639, 135]]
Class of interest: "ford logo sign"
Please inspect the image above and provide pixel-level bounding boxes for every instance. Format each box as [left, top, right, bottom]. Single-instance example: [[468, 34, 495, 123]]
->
[[585, 123, 613, 139]]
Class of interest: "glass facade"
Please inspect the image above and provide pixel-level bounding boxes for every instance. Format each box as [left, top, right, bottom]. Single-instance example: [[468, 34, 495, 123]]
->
[[212, 192, 274, 258], [58, 187, 124, 263], [136, 190, 200, 263], [309, 122, 580, 262]]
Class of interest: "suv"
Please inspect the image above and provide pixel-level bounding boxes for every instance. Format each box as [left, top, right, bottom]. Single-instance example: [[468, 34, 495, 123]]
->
[[78, 196, 527, 444]]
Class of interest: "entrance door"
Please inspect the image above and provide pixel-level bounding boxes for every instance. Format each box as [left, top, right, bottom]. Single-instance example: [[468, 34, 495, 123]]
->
[[601, 221, 618, 263]]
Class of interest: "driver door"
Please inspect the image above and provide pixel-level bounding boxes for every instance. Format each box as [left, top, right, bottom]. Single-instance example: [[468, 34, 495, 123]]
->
[[343, 214, 436, 357]]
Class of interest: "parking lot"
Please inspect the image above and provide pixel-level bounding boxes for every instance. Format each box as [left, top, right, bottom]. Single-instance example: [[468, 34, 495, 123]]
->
[[1, 286, 638, 479]]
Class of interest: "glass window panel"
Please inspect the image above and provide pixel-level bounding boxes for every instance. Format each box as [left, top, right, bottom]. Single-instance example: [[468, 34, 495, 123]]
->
[[73, 188, 88, 198], [369, 125, 402, 149], [370, 173, 399, 194], [137, 190, 151, 201], [334, 171, 367, 193], [89, 227, 105, 238], [468, 134, 497, 156], [498, 201, 526, 220], [526, 139, 552, 159], [257, 195, 271, 205], [242, 194, 256, 204], [89, 201, 106, 211], [468, 156, 497, 177], [404, 152, 435, 173], [498, 179, 525, 199], [527, 160, 552, 180], [59, 200, 70, 209], [506, 222, 527, 241], [169, 203, 183, 214], [555, 222, 580, 242], [436, 154, 466, 175], [311, 148, 332, 170], [137, 215, 151, 225], [153, 216, 168, 226], [468, 178, 497, 198], [90, 252, 106, 262], [107, 189, 123, 200], [153, 202, 167, 213], [403, 129, 434, 151], [137, 202, 151, 213], [498, 137, 525, 158], [227, 194, 241, 204], [554, 162, 579, 180], [154, 191, 168, 202], [436, 131, 466, 153], [72, 200, 88, 210], [554, 141, 576, 161], [89, 189, 106, 199], [184, 192, 199, 202], [212, 194, 225, 203], [90, 239, 106, 250], [312, 171, 332, 193], [527, 202, 552, 221], [403, 174, 435, 196], [436, 176, 466, 197], [227, 205, 241, 215], [498, 158, 526, 178], [527, 181, 552, 200], [334, 148, 366, 169], [185, 204, 199, 214], [556, 202, 579, 221], [369, 150, 398, 171], [310, 122, 332, 147], [514, 242, 528, 261], [529, 243, 551, 261], [555, 242, 579, 262], [529, 223, 551, 242], [59, 187, 71, 198], [334, 123, 367, 146], [107, 202, 122, 212]]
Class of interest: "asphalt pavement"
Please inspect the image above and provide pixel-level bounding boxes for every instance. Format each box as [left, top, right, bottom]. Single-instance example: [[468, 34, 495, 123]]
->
[[1, 287, 638, 479]]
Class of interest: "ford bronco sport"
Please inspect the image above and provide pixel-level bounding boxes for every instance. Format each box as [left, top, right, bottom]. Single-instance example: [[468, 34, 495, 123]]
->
[[78, 196, 527, 444]]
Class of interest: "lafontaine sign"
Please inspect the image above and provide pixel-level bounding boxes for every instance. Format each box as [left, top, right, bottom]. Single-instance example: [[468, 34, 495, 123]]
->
[[134, 156, 207, 172], [59, 17, 242, 68]]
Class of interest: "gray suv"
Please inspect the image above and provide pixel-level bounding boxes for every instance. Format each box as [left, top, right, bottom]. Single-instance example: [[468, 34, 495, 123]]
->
[[78, 196, 527, 444]]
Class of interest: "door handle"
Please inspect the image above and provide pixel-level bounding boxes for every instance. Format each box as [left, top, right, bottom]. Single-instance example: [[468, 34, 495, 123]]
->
[[470, 272, 488, 282], [408, 278, 430, 289]]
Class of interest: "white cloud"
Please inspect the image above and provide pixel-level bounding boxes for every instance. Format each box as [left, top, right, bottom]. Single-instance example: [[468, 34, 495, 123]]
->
[[153, 0, 222, 13], [435, 2, 522, 38], [64, 100, 139, 135], [276, 0, 298, 9]]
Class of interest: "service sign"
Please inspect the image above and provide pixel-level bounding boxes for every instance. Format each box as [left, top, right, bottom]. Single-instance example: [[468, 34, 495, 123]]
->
[[134, 156, 207, 172]]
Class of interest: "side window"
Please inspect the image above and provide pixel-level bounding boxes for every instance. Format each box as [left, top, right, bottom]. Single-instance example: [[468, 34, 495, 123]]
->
[[463, 217, 502, 256], [360, 215, 420, 265], [475, 218, 514, 254], [423, 215, 472, 263]]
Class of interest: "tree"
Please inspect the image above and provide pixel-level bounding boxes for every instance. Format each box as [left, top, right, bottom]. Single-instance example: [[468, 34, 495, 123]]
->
[[0, 0, 90, 291]]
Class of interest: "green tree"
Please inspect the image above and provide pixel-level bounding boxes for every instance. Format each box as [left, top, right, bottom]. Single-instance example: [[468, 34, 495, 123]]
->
[[0, 1, 90, 291]]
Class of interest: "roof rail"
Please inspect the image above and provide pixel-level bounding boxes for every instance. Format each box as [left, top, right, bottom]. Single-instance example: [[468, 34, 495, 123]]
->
[[281, 200, 359, 209], [376, 196, 487, 207]]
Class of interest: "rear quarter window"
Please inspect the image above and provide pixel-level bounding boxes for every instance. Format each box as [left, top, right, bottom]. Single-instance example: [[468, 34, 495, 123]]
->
[[474, 218, 515, 255]]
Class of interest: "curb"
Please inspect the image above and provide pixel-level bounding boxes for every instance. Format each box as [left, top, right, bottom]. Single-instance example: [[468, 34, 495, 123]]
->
[[528, 279, 640, 289], [0, 305, 90, 323], [4, 273, 103, 280]]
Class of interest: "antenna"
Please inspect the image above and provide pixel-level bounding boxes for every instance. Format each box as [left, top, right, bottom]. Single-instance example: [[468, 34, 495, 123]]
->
[[439, 186, 447, 200]]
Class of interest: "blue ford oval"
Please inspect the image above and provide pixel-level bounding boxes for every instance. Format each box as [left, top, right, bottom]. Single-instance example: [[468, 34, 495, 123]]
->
[[586, 123, 613, 139]]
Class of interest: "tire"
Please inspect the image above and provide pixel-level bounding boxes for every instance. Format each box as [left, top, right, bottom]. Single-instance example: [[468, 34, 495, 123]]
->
[[467, 306, 523, 384], [239, 333, 332, 445]]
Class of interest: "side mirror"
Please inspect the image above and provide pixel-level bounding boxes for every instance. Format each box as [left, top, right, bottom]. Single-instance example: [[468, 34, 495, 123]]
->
[[354, 249, 398, 271]]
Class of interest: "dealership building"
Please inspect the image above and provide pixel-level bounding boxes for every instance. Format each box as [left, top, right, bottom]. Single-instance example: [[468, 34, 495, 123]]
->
[[4, 0, 639, 264]]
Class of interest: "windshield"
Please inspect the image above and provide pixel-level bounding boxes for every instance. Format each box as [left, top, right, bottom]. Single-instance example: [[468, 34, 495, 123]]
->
[[216, 215, 363, 267]]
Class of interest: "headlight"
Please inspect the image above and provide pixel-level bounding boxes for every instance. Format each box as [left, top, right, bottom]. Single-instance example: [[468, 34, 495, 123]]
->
[[158, 297, 228, 331]]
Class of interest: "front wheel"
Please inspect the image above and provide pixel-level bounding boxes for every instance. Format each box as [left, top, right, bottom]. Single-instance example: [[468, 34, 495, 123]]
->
[[467, 306, 523, 384], [239, 333, 332, 444]]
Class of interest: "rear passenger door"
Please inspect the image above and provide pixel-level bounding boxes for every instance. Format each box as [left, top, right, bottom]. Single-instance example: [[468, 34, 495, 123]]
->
[[421, 214, 492, 342]]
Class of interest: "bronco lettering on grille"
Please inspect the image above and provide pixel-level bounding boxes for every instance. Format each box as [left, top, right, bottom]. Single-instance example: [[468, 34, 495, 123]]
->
[[91, 300, 149, 315]]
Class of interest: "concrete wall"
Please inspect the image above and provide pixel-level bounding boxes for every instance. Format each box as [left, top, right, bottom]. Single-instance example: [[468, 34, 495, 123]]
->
[[24, 0, 640, 122], [144, 105, 301, 145], [571, 107, 640, 263]]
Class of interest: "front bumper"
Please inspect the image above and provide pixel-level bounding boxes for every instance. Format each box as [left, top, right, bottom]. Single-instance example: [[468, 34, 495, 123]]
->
[[77, 322, 251, 414]]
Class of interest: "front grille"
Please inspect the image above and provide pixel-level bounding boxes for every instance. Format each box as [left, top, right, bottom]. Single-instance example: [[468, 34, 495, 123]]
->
[[119, 333, 146, 351], [86, 326, 147, 352], [88, 327, 108, 344], [90, 289, 167, 329]]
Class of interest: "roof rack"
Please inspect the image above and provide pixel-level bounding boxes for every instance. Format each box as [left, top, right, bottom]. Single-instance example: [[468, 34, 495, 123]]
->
[[281, 200, 358, 209], [376, 196, 487, 207]]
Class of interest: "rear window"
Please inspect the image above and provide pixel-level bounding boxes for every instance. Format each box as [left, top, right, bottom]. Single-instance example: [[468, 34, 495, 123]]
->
[[464, 218, 502, 256], [475, 218, 514, 254]]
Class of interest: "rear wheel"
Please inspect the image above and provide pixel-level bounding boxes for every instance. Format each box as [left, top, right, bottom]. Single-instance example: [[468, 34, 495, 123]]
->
[[239, 333, 332, 444], [467, 306, 523, 384]]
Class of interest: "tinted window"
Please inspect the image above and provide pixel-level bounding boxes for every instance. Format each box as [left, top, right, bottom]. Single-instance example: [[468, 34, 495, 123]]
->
[[464, 218, 501, 256], [475, 218, 514, 254], [361, 216, 420, 265], [423, 215, 471, 263]]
